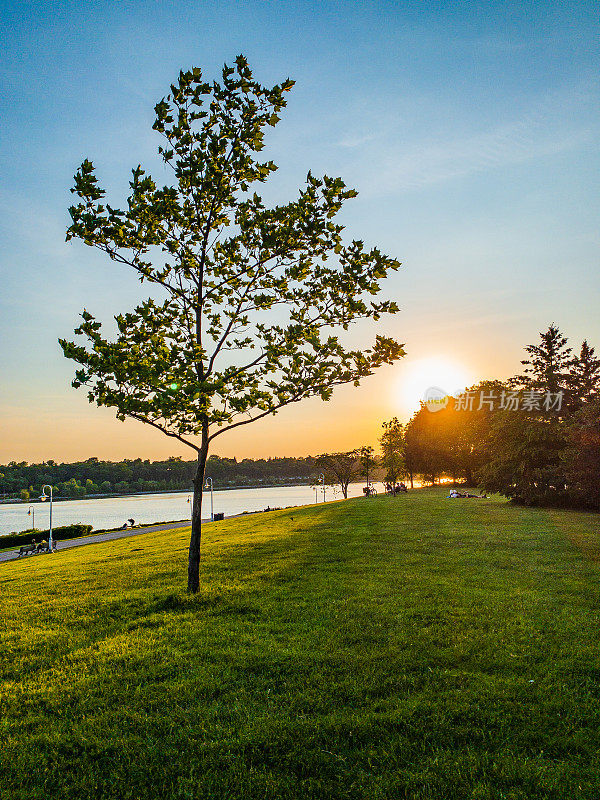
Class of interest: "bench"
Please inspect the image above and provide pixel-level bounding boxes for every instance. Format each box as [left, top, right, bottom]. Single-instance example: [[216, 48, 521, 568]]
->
[[17, 542, 57, 557]]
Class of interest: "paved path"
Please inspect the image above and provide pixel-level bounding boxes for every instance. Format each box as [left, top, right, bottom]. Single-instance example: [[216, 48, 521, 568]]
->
[[0, 519, 204, 565]]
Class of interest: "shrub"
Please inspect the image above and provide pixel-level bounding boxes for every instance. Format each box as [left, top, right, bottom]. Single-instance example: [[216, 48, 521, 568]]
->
[[0, 524, 93, 549]]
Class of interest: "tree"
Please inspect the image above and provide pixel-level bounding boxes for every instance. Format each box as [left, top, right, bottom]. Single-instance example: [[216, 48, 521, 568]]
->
[[20, 488, 29, 502], [316, 450, 362, 499], [379, 418, 404, 485], [478, 327, 574, 504], [444, 381, 503, 485], [563, 398, 600, 509], [478, 411, 568, 506], [359, 445, 375, 487], [403, 423, 417, 489], [403, 405, 450, 485], [477, 328, 589, 505], [513, 323, 574, 401], [59, 58, 404, 592], [570, 340, 600, 407]]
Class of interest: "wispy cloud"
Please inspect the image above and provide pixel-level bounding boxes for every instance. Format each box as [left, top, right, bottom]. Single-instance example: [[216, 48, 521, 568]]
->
[[372, 126, 591, 194], [352, 81, 599, 196], [337, 132, 376, 148]]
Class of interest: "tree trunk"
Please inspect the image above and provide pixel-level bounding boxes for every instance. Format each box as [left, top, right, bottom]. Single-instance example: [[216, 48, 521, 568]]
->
[[188, 441, 208, 593]]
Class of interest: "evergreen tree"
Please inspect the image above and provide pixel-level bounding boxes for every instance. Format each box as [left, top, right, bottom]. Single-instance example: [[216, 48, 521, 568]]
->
[[514, 324, 574, 398], [563, 398, 600, 509], [478, 411, 568, 506], [570, 340, 600, 406]]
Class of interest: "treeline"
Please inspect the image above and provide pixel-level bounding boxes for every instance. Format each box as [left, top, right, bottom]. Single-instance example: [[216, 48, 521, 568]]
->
[[401, 325, 600, 509], [5, 324, 598, 511], [1, 455, 319, 501]]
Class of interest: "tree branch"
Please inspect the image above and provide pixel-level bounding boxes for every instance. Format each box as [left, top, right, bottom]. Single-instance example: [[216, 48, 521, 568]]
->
[[129, 413, 201, 452]]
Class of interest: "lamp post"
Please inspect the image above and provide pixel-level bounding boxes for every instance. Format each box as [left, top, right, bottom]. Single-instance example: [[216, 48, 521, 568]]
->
[[27, 505, 35, 531], [204, 477, 214, 522], [186, 495, 192, 524], [319, 473, 325, 502], [40, 485, 53, 552]]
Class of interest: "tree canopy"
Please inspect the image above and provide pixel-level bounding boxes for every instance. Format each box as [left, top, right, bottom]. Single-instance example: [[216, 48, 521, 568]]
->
[[379, 418, 405, 485], [61, 58, 403, 453], [316, 450, 363, 499]]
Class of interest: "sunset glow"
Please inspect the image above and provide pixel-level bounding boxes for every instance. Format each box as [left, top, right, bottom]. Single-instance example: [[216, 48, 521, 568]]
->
[[396, 357, 473, 414], [0, 3, 597, 463]]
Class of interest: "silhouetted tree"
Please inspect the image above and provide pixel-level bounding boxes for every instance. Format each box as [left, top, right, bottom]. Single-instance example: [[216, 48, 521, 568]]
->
[[569, 340, 600, 407], [316, 450, 362, 499], [563, 398, 600, 509], [513, 323, 574, 403]]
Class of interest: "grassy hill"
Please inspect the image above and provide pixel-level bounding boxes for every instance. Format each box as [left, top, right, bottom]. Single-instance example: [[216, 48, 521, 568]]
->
[[2, 489, 600, 799]]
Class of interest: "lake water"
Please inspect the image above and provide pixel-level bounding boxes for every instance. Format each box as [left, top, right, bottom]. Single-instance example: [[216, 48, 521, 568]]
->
[[0, 482, 382, 536]]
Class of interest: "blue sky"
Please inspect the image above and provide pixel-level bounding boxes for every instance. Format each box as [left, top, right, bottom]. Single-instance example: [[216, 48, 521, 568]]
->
[[1, 0, 598, 461]]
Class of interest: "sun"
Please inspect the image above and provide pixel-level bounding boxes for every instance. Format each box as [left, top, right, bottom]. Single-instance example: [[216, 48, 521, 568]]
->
[[395, 356, 473, 414]]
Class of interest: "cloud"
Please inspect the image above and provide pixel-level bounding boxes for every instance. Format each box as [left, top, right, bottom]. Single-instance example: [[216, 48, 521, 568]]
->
[[337, 132, 376, 148], [353, 81, 599, 196]]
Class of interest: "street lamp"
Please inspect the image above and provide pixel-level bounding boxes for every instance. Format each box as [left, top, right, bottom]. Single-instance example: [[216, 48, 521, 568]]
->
[[40, 485, 53, 552], [204, 477, 214, 521], [27, 505, 35, 531], [319, 473, 325, 502]]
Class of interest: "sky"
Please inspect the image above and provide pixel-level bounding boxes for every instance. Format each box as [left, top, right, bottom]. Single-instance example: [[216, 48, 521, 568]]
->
[[0, 0, 598, 463]]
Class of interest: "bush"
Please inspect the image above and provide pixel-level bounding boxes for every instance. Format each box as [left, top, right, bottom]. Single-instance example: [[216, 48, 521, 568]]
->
[[0, 524, 93, 549]]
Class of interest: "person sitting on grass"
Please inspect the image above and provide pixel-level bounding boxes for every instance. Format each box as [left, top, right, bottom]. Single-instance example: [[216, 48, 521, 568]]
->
[[448, 490, 487, 499]]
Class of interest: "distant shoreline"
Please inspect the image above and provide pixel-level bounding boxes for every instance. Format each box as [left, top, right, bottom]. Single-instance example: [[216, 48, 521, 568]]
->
[[0, 480, 321, 506], [0, 480, 455, 506]]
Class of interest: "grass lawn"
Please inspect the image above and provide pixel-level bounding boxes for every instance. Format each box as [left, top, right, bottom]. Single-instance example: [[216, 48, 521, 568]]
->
[[1, 489, 600, 799]]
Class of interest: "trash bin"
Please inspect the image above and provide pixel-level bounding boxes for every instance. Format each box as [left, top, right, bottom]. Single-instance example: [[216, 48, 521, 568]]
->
[[213, 512, 224, 521]]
